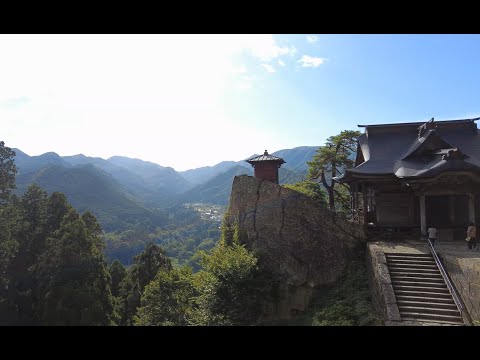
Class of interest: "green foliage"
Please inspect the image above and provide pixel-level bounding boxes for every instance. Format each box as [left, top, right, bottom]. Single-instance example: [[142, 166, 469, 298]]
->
[[102, 206, 219, 268], [333, 184, 352, 216], [116, 243, 172, 325], [7, 184, 49, 323], [45, 192, 72, 235], [311, 254, 381, 326], [220, 213, 235, 246], [109, 260, 126, 298], [190, 240, 264, 325], [0, 141, 17, 204], [0, 197, 20, 292], [312, 304, 355, 326], [308, 130, 360, 210], [134, 266, 196, 326], [284, 181, 327, 206], [33, 208, 114, 325], [15, 164, 169, 232]]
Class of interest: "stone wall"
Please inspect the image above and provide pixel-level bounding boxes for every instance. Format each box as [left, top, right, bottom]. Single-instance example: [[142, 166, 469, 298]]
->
[[366, 244, 399, 325], [441, 254, 480, 323], [226, 175, 366, 319]]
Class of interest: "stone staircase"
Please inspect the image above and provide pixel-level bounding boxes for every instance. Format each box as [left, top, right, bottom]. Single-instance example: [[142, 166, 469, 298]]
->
[[385, 253, 464, 325]]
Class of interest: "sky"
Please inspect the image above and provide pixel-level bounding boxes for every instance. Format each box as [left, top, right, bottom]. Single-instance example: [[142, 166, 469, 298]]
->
[[2, 34, 480, 171]]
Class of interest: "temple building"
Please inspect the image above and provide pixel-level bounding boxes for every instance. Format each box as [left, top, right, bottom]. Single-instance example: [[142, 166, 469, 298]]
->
[[335, 118, 480, 241], [246, 150, 285, 184]]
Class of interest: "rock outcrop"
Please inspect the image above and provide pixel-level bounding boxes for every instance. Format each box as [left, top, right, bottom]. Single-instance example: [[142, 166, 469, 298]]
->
[[225, 175, 365, 319]]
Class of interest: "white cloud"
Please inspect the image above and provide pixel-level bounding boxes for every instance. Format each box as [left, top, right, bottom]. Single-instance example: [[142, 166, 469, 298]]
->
[[0, 96, 30, 109], [0, 34, 298, 170], [278, 59, 286, 67], [236, 35, 296, 61], [298, 55, 326, 68], [262, 64, 276, 73], [306, 35, 318, 43]]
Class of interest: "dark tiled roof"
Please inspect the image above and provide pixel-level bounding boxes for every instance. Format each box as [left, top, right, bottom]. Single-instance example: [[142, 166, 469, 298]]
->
[[246, 150, 286, 164], [337, 118, 480, 182]]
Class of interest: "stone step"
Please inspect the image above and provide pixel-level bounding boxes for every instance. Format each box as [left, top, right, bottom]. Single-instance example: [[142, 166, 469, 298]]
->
[[393, 280, 448, 288], [386, 255, 435, 261], [386, 253, 432, 258], [387, 263, 438, 269], [389, 267, 441, 274], [400, 312, 463, 324], [397, 300, 458, 310], [387, 260, 437, 266], [401, 317, 464, 326], [392, 284, 450, 294], [398, 305, 460, 317], [395, 295, 456, 304], [390, 275, 444, 282], [393, 285, 450, 294], [394, 289, 453, 299]]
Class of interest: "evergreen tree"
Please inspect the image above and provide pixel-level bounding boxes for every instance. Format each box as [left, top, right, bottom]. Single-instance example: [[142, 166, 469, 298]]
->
[[0, 141, 17, 204], [0, 196, 21, 323], [109, 260, 126, 298], [117, 243, 172, 325], [307, 130, 360, 210], [284, 180, 327, 206], [33, 208, 113, 325], [7, 184, 48, 323], [45, 192, 71, 235]]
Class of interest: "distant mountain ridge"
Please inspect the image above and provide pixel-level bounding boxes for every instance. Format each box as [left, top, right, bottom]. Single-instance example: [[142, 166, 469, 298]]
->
[[179, 146, 319, 186], [11, 146, 319, 229]]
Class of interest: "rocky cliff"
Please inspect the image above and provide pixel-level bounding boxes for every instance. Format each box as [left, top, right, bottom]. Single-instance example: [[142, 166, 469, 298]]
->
[[225, 175, 366, 319]]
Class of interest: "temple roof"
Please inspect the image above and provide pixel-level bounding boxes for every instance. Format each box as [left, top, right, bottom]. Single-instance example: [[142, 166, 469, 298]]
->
[[336, 118, 480, 183], [246, 150, 286, 164]]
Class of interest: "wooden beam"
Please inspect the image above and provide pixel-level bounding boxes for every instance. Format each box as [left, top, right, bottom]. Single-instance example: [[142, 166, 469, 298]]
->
[[469, 193, 476, 223]]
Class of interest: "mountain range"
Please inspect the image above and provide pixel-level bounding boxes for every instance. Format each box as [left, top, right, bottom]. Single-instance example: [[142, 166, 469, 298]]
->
[[12, 146, 319, 230]]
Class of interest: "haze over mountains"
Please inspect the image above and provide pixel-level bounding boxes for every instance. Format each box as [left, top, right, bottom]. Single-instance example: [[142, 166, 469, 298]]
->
[[12, 146, 319, 231]]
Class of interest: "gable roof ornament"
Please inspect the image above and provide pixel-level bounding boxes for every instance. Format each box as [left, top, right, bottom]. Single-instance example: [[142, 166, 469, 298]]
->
[[418, 117, 435, 138], [442, 148, 468, 161]]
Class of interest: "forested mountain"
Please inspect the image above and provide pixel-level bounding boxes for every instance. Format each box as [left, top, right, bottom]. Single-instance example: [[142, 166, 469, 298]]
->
[[13, 149, 70, 175], [181, 165, 252, 205], [271, 146, 319, 172], [180, 164, 307, 205], [107, 156, 191, 194], [179, 161, 238, 186], [15, 164, 167, 232], [64, 154, 190, 207], [181, 146, 320, 185]]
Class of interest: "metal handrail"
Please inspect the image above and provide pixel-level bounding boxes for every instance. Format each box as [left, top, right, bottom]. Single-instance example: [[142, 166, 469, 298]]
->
[[427, 239, 464, 318]]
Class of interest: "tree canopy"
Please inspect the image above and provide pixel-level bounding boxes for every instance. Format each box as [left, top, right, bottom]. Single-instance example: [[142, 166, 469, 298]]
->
[[307, 130, 361, 211], [0, 141, 17, 204]]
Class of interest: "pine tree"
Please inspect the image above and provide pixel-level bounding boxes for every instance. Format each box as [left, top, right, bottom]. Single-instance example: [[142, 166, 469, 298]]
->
[[308, 130, 361, 210]]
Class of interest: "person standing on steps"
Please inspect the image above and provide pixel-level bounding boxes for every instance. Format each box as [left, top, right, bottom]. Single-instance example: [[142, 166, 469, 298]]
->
[[427, 226, 437, 248], [466, 222, 477, 251]]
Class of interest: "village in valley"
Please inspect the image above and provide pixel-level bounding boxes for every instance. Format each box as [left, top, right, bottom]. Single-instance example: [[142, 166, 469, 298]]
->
[[184, 203, 226, 222]]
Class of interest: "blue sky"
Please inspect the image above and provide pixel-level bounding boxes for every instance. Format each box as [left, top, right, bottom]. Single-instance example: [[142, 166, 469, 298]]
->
[[1, 34, 480, 170]]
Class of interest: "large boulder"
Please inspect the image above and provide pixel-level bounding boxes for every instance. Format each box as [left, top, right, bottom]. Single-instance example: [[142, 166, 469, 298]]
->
[[226, 175, 365, 319]]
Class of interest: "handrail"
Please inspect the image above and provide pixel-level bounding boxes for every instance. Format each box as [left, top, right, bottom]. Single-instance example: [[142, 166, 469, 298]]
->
[[427, 239, 464, 319]]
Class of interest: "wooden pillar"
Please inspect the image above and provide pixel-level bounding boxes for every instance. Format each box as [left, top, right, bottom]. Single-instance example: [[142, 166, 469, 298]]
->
[[449, 196, 455, 225], [362, 184, 367, 225], [469, 193, 476, 223], [420, 194, 426, 236]]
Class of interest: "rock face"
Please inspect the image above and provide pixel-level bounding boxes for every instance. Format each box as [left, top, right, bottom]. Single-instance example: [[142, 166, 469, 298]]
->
[[226, 175, 365, 319]]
